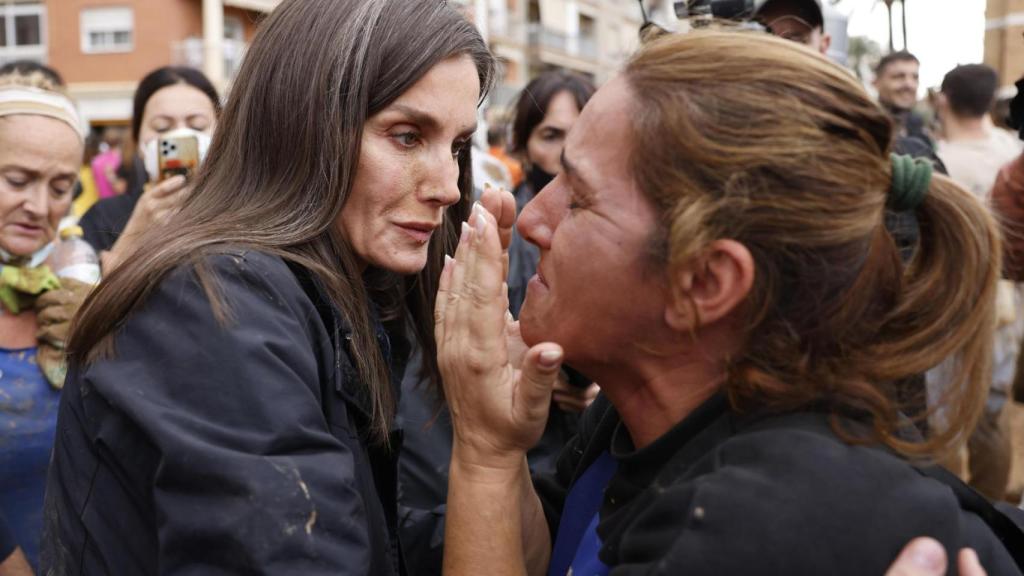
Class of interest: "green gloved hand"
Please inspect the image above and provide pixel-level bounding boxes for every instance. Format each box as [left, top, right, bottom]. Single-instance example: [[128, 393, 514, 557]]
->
[[0, 264, 61, 314]]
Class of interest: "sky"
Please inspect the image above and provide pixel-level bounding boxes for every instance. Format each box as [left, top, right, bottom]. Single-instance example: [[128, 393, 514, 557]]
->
[[835, 0, 988, 93]]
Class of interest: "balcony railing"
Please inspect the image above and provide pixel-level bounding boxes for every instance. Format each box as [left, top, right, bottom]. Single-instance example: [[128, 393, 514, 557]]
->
[[171, 37, 247, 80], [489, 16, 526, 41], [526, 23, 598, 60]]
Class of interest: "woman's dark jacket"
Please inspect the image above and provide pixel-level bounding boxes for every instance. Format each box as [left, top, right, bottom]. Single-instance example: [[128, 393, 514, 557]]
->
[[42, 250, 406, 575], [536, 394, 1023, 575], [79, 155, 147, 253]]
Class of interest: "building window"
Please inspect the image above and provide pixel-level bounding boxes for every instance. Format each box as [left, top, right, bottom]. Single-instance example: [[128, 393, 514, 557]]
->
[[0, 1, 46, 65], [80, 6, 134, 54], [223, 15, 245, 80]]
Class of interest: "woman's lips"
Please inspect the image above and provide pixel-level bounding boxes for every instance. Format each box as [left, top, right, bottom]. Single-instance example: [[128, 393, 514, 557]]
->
[[530, 269, 549, 289], [394, 222, 436, 244], [11, 223, 44, 236]]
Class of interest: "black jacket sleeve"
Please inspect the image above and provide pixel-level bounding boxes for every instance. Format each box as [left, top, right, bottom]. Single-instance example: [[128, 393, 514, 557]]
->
[[81, 252, 373, 574]]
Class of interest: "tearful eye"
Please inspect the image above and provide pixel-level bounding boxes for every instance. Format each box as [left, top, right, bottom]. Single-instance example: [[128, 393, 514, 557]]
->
[[393, 132, 421, 148]]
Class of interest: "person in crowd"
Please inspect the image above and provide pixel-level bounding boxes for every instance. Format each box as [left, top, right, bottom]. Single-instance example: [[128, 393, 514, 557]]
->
[[488, 125, 523, 189], [437, 30, 1022, 574], [0, 61, 63, 88], [990, 76, 1024, 510], [753, 0, 830, 55], [506, 70, 600, 473], [508, 70, 595, 319], [992, 77, 1024, 284], [0, 70, 90, 573], [937, 64, 1022, 198], [41, 0, 493, 573], [78, 66, 219, 272], [932, 63, 1023, 502], [875, 51, 931, 144]]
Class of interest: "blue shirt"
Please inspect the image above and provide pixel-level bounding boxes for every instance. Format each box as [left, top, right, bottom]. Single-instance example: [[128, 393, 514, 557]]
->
[[0, 346, 59, 569]]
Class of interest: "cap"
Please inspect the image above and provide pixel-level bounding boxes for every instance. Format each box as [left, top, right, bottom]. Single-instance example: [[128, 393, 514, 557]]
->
[[754, 0, 824, 29]]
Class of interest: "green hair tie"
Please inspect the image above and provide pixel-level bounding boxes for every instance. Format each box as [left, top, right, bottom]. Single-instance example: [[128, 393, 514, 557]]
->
[[888, 153, 932, 212]]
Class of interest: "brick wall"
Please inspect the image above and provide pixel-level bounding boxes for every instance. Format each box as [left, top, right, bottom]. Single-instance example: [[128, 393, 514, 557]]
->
[[47, 0, 202, 84]]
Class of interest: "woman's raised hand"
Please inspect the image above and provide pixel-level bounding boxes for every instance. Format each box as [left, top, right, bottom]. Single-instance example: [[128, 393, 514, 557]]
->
[[435, 195, 563, 470], [101, 175, 190, 272], [479, 183, 516, 279]]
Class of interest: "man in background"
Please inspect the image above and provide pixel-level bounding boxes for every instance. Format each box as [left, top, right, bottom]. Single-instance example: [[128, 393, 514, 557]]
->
[[931, 64, 1022, 503], [874, 51, 933, 144], [937, 64, 1022, 198], [754, 0, 830, 55]]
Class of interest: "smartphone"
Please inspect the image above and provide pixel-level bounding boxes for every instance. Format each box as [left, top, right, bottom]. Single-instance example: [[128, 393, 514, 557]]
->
[[157, 135, 200, 182]]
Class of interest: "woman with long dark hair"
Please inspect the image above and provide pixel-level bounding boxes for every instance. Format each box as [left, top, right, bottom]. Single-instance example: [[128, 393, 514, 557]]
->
[[42, 1, 493, 573]]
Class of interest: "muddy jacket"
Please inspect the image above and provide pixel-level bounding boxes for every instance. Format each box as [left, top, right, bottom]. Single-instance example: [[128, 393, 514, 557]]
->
[[42, 251, 404, 575]]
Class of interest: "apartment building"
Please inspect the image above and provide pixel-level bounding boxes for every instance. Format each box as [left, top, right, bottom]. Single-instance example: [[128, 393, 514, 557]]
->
[[985, 0, 1024, 94], [0, 0, 275, 127], [0, 0, 650, 127], [486, 0, 653, 109]]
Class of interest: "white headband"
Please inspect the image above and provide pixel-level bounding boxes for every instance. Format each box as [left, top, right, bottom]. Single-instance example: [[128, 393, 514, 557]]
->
[[0, 86, 85, 141]]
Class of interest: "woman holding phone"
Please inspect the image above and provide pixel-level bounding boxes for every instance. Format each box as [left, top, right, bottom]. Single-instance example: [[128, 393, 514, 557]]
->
[[79, 66, 219, 272]]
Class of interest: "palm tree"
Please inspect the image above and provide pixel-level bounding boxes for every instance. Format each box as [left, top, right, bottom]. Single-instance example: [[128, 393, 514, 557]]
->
[[901, 0, 908, 50], [847, 35, 883, 81], [882, 0, 895, 52], [877, 0, 909, 52]]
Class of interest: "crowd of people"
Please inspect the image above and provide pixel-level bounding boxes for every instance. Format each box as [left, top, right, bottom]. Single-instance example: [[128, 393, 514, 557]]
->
[[0, 0, 1022, 574]]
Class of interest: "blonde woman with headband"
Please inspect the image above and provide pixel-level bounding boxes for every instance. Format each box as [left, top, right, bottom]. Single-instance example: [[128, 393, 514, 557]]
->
[[0, 71, 91, 574]]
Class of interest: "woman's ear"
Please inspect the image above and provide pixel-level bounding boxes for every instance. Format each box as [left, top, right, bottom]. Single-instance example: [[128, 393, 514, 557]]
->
[[664, 239, 754, 332]]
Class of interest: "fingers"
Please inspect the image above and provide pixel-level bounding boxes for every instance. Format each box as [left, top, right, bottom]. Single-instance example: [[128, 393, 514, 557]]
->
[[123, 178, 189, 240], [959, 549, 987, 576], [147, 175, 188, 199], [480, 184, 517, 246], [434, 254, 455, 336], [885, 538, 948, 576], [462, 204, 507, 349], [481, 183, 516, 279], [435, 222, 472, 362], [517, 344, 563, 420], [437, 205, 506, 374]]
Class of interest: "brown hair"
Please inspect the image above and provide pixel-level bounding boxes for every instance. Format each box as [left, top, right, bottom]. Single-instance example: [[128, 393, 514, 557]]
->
[[876, 50, 919, 76], [68, 0, 495, 443], [510, 69, 596, 155], [624, 31, 999, 459]]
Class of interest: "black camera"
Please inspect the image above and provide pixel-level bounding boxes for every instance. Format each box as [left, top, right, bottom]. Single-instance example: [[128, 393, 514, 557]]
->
[[673, 0, 757, 20]]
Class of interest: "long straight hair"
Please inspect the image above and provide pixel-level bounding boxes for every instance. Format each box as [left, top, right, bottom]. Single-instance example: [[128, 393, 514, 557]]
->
[[69, 0, 496, 443]]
